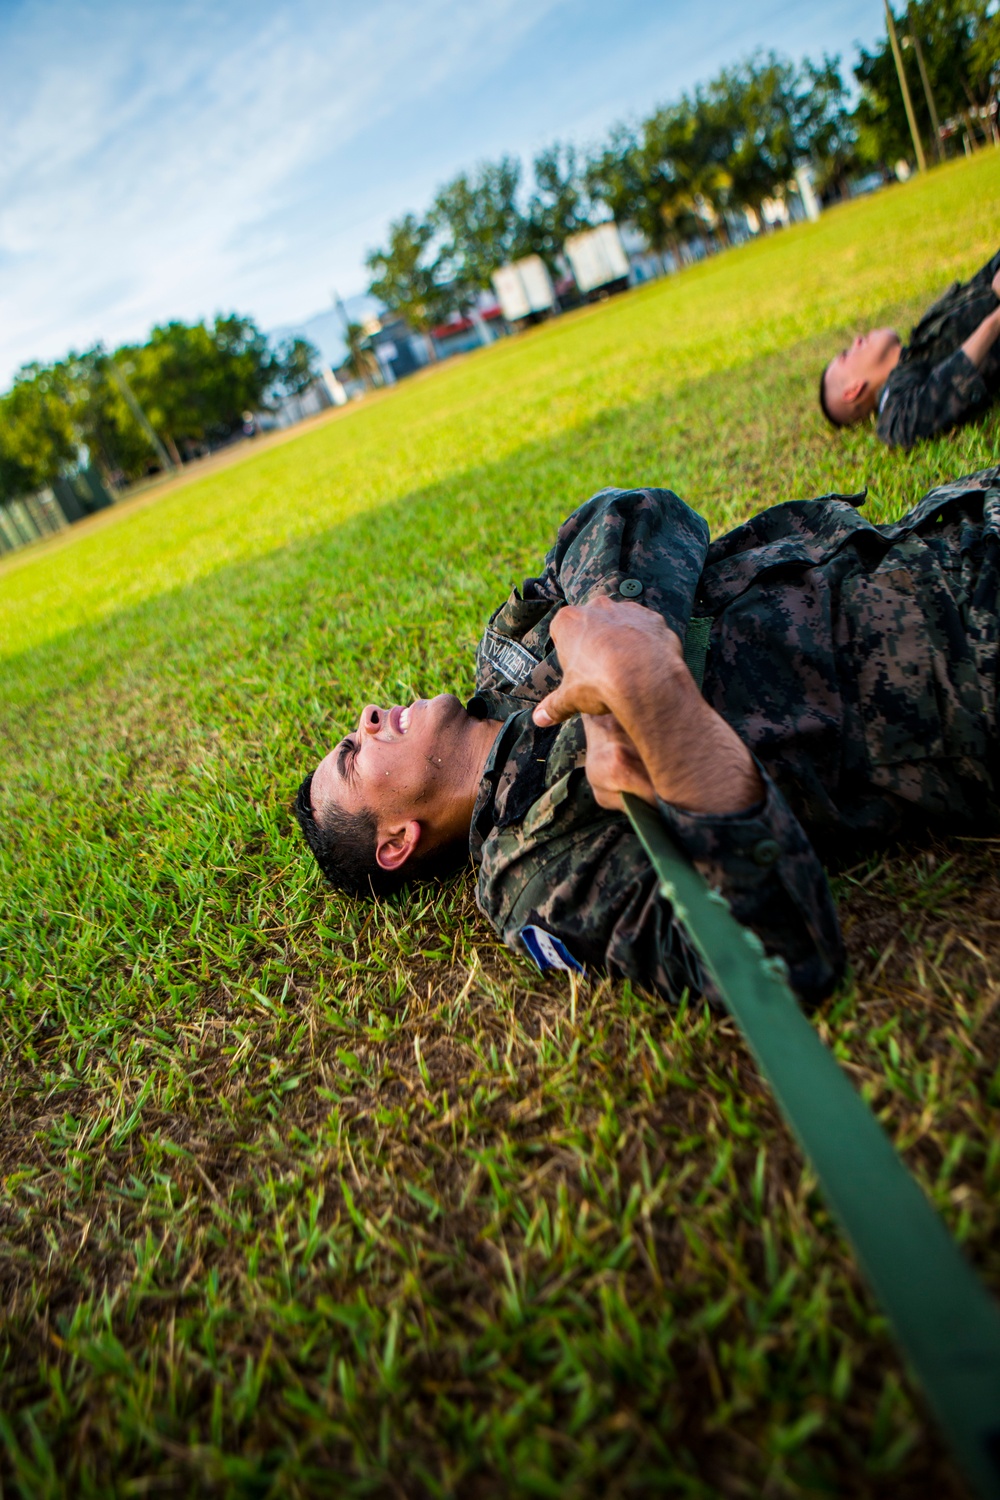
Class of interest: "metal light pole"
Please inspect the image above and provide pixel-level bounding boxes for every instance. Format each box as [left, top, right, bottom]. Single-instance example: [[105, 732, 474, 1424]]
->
[[906, 7, 943, 162], [885, 0, 927, 171], [331, 288, 352, 340], [104, 357, 176, 472], [331, 289, 380, 391]]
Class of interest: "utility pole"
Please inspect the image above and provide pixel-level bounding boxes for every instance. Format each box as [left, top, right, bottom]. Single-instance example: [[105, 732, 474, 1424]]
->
[[906, 6, 943, 162], [104, 357, 176, 472], [331, 289, 380, 390], [884, 0, 926, 172], [331, 288, 351, 340]]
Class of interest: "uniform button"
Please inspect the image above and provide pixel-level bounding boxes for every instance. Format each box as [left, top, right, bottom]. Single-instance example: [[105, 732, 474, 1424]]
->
[[619, 578, 643, 598], [752, 839, 780, 868]]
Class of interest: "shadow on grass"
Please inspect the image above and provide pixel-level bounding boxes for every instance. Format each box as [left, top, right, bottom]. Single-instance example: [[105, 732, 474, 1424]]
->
[[3, 321, 997, 734], [2, 328, 999, 1500]]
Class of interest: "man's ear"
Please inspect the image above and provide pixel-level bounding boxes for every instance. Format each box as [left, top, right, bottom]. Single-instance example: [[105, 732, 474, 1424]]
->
[[842, 376, 867, 408], [375, 819, 422, 872]]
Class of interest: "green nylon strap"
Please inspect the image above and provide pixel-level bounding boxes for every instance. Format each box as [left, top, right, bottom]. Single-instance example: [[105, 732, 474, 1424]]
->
[[623, 791, 1000, 1499], [683, 615, 712, 687]]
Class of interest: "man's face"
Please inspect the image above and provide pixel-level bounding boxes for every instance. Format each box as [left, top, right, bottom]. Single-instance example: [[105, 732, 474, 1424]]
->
[[824, 328, 901, 423], [311, 693, 474, 852]]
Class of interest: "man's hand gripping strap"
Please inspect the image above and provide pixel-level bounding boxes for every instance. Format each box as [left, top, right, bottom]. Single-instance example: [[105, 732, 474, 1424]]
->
[[623, 791, 1000, 1500]]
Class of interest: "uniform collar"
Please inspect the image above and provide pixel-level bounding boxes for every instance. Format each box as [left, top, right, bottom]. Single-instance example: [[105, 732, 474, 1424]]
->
[[468, 706, 530, 860], [466, 689, 519, 722]]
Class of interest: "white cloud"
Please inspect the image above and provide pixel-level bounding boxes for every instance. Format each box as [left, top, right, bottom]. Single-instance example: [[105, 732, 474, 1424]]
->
[[0, 0, 883, 385], [0, 0, 567, 380]]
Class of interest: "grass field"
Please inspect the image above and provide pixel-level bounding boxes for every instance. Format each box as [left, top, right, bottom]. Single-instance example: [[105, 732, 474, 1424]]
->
[[2, 151, 1000, 1498]]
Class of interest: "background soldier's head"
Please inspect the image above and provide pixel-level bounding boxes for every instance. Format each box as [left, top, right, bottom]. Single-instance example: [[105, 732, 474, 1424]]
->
[[820, 328, 901, 427]]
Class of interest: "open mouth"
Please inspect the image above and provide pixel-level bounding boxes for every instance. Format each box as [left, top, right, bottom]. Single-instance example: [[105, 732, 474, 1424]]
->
[[396, 700, 424, 734]]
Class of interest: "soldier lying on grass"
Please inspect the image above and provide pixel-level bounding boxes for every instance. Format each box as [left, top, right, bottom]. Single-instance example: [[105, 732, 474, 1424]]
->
[[820, 250, 1000, 448], [295, 473, 1000, 1008]]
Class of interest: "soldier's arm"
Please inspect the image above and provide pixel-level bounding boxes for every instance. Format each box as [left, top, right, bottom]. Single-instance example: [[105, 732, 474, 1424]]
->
[[522, 486, 710, 635], [530, 599, 844, 1001], [877, 353, 990, 448], [960, 295, 1000, 370], [877, 284, 1000, 450]]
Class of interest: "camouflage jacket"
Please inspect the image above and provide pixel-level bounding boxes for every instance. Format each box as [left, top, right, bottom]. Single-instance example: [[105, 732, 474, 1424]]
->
[[877, 248, 1000, 449], [468, 475, 1000, 1006]]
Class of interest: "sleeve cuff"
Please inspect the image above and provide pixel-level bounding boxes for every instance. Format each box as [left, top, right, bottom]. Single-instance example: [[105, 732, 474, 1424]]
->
[[653, 763, 844, 1003], [654, 765, 786, 895]]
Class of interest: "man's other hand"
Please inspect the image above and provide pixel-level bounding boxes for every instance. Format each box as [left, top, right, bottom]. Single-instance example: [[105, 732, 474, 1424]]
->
[[533, 596, 763, 815]]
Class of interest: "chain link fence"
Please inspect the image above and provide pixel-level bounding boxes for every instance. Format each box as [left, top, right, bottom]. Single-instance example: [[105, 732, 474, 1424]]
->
[[0, 467, 115, 557]]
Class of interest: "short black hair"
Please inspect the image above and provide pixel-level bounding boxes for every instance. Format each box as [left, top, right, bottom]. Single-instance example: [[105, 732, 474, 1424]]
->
[[818, 361, 843, 429], [294, 771, 467, 900], [295, 771, 387, 896]]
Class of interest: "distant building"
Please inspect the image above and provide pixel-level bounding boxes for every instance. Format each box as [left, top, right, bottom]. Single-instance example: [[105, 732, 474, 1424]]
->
[[318, 368, 349, 406], [793, 164, 822, 222], [617, 224, 665, 285], [257, 379, 335, 430], [429, 303, 507, 359], [363, 315, 433, 384]]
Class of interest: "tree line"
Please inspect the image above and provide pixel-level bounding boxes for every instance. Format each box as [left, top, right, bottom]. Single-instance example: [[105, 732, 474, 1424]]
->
[[366, 6, 999, 330], [0, 316, 318, 503], [2, 2, 996, 506]]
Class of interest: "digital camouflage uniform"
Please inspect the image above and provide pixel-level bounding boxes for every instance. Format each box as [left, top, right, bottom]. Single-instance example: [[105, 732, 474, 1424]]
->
[[877, 248, 1000, 449], [467, 473, 1000, 1006]]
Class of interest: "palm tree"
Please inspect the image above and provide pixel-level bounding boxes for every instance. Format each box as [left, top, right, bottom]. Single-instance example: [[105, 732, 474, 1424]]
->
[[342, 322, 381, 390]]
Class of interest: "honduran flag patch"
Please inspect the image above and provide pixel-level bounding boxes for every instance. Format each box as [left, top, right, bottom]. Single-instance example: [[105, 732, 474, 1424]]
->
[[520, 925, 585, 975]]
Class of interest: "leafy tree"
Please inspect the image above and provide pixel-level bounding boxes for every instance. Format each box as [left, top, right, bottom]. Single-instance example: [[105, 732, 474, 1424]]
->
[[968, 0, 1000, 101], [0, 316, 318, 498], [269, 337, 320, 400], [431, 157, 526, 302], [854, 0, 997, 166], [698, 52, 852, 218], [122, 314, 309, 460], [585, 125, 649, 231], [212, 314, 277, 407], [59, 347, 161, 485], [641, 101, 730, 250], [365, 213, 449, 335], [123, 323, 216, 463], [682, 92, 740, 236], [523, 143, 593, 266], [795, 56, 858, 197], [0, 365, 78, 501], [704, 55, 798, 217], [587, 53, 852, 251], [917, 0, 998, 131], [586, 120, 702, 258]]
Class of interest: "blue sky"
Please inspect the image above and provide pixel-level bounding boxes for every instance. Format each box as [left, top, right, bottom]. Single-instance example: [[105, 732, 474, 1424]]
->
[[0, 0, 884, 385]]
